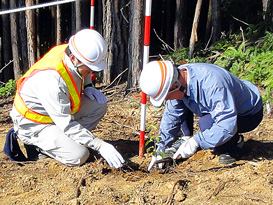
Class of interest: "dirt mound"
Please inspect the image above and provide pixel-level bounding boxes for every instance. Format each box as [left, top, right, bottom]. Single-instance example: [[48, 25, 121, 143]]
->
[[0, 91, 273, 204]]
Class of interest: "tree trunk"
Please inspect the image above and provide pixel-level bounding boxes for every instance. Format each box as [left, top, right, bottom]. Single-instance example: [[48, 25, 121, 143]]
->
[[189, 0, 203, 59], [127, 0, 144, 89], [96, 0, 103, 32], [268, 0, 273, 28], [262, 0, 268, 19], [10, 0, 21, 80], [35, 0, 41, 59], [174, 0, 188, 49], [71, 2, 76, 34], [264, 0, 273, 26], [211, 0, 221, 43], [50, 6, 56, 47], [102, 0, 112, 84], [205, 0, 221, 46], [56, 3, 62, 45], [1, 0, 14, 82], [19, 0, 28, 73], [102, 0, 129, 85], [25, 0, 36, 67], [76, 0, 82, 32], [205, 0, 212, 45]]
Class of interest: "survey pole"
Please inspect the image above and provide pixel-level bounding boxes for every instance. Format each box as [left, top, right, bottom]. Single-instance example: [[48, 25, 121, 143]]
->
[[139, 0, 152, 157]]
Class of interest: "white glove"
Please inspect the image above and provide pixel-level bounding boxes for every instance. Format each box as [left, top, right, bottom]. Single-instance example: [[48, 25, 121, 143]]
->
[[98, 141, 125, 168], [84, 87, 107, 104], [148, 155, 163, 171], [148, 147, 164, 171], [173, 137, 199, 159]]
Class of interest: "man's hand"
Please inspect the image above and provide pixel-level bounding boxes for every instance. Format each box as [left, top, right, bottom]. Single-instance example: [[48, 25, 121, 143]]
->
[[173, 137, 199, 159], [147, 146, 166, 171], [84, 87, 107, 104], [98, 141, 125, 168]]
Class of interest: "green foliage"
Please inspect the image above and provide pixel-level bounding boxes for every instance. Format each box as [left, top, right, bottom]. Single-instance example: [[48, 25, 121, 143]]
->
[[145, 135, 159, 155], [145, 124, 165, 157], [214, 32, 273, 102], [171, 29, 273, 103], [171, 47, 189, 63], [145, 124, 158, 154], [0, 79, 16, 98]]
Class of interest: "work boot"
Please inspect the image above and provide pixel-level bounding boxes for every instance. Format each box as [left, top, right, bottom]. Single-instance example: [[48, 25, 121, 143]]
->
[[218, 135, 244, 165], [164, 136, 191, 158], [24, 144, 39, 161]]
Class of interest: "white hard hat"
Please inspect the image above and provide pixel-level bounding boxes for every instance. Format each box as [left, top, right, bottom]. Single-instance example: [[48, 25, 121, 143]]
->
[[68, 29, 107, 71], [140, 60, 177, 107]]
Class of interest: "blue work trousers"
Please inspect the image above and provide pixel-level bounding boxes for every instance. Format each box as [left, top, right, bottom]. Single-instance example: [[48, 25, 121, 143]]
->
[[198, 107, 263, 151]]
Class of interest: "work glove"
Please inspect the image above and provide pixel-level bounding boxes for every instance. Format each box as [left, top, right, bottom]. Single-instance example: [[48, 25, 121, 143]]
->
[[84, 87, 107, 104], [173, 137, 199, 159], [147, 146, 164, 171], [97, 140, 125, 168]]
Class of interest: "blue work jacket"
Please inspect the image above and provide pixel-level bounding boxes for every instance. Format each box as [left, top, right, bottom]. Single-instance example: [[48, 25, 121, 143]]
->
[[159, 63, 263, 150]]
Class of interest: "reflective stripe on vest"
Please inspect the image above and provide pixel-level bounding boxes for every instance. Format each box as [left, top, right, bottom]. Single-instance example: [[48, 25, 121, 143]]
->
[[14, 44, 82, 124]]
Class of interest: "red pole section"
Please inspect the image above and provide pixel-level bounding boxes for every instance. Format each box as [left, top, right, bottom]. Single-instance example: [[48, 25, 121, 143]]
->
[[139, 0, 152, 157], [90, 0, 95, 29]]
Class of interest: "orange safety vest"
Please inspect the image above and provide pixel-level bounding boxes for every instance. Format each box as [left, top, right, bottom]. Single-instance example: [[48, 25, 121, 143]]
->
[[14, 44, 82, 124]]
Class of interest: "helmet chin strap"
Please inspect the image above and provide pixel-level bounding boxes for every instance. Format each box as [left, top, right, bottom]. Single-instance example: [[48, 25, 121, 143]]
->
[[73, 63, 84, 79], [168, 79, 186, 94], [168, 69, 186, 94], [65, 54, 84, 79]]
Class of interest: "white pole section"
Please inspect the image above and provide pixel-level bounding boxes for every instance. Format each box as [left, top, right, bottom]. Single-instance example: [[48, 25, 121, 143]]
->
[[0, 0, 76, 16], [90, 0, 95, 29]]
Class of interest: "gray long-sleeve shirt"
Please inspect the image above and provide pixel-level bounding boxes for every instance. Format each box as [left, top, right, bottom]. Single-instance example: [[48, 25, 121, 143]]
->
[[10, 54, 101, 149]]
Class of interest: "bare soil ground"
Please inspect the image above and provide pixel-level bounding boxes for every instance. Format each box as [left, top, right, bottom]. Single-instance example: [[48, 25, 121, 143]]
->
[[0, 87, 273, 204]]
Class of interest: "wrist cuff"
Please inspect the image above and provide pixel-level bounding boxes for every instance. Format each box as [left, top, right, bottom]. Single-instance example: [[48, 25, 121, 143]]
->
[[190, 137, 199, 148], [89, 138, 103, 151], [84, 83, 94, 89]]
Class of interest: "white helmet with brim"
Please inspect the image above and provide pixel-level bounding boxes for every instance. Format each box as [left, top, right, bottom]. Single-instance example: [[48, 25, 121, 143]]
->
[[68, 29, 107, 72], [140, 60, 177, 107]]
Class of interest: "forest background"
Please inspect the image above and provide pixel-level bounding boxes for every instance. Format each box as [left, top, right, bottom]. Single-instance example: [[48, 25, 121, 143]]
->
[[0, 0, 272, 102]]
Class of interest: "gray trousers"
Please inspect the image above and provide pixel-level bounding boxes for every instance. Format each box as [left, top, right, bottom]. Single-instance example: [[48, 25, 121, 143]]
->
[[37, 95, 107, 166]]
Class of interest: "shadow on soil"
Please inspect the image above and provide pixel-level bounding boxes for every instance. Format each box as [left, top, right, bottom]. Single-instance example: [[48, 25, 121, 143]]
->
[[243, 139, 273, 160], [87, 138, 273, 173]]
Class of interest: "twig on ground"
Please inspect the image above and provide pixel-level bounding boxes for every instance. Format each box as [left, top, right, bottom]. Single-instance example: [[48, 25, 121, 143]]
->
[[153, 29, 174, 53], [206, 51, 222, 60], [103, 68, 129, 91], [166, 180, 187, 205], [75, 174, 85, 198], [205, 27, 214, 50], [207, 181, 227, 200], [240, 26, 246, 52], [104, 118, 140, 135]]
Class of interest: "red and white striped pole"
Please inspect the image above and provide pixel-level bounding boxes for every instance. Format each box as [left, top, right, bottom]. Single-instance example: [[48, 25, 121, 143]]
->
[[90, 0, 97, 84], [139, 0, 152, 157], [90, 0, 95, 29]]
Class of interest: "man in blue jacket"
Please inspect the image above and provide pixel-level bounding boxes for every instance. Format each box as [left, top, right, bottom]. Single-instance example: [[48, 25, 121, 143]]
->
[[140, 61, 263, 170]]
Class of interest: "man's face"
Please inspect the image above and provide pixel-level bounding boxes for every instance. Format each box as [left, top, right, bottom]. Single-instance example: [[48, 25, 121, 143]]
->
[[77, 65, 92, 78], [165, 81, 185, 101], [70, 54, 92, 78], [165, 73, 185, 101]]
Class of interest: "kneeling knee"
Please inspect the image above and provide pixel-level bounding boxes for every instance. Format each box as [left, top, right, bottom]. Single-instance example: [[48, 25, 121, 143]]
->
[[63, 148, 90, 167]]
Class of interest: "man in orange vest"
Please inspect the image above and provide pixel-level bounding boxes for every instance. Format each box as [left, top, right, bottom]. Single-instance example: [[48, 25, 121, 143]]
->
[[6, 29, 125, 168]]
